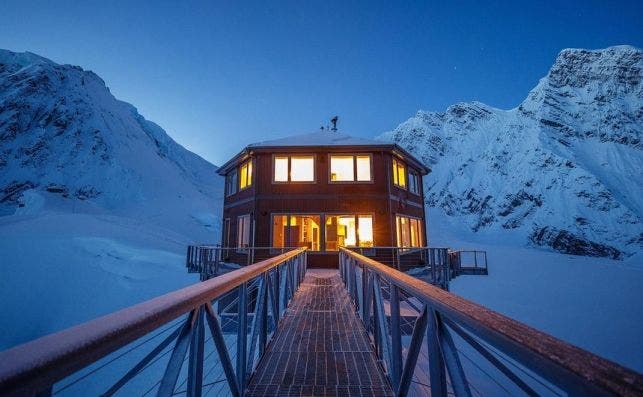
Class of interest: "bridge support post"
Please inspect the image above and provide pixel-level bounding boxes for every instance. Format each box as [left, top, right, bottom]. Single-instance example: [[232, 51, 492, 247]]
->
[[390, 284, 402, 392], [236, 282, 248, 396], [427, 307, 447, 397], [187, 306, 204, 397]]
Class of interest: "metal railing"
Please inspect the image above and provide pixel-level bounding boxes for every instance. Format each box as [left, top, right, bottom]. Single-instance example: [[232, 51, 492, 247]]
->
[[349, 247, 454, 289], [186, 245, 301, 279], [339, 248, 643, 397], [0, 248, 307, 397], [449, 250, 488, 275]]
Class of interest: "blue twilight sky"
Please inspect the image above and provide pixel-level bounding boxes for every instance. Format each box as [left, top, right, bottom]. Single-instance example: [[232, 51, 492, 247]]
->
[[1, 1, 642, 165]]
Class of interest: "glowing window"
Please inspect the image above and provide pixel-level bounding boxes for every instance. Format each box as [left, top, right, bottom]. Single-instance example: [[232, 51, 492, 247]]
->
[[291, 156, 314, 181], [325, 214, 373, 250], [393, 159, 406, 188], [396, 215, 422, 248], [239, 160, 253, 189], [330, 155, 371, 182], [274, 155, 314, 182], [274, 157, 288, 182], [356, 156, 371, 181], [330, 156, 354, 181], [272, 214, 321, 251]]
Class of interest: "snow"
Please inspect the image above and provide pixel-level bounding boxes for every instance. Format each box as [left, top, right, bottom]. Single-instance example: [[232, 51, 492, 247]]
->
[[427, 208, 643, 373], [248, 130, 386, 148], [379, 45, 642, 259]]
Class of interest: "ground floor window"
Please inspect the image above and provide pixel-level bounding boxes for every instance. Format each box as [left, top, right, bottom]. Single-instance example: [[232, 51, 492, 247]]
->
[[272, 214, 321, 251], [237, 214, 251, 248], [325, 214, 373, 251], [396, 215, 422, 248]]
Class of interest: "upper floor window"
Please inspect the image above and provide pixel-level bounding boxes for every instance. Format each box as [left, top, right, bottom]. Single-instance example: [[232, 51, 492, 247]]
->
[[225, 170, 238, 197], [330, 155, 372, 182], [274, 155, 315, 182], [239, 160, 253, 190], [408, 171, 420, 195], [392, 158, 406, 188]]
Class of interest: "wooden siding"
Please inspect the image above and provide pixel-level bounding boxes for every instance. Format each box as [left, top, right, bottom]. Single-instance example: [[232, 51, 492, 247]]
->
[[221, 147, 427, 267]]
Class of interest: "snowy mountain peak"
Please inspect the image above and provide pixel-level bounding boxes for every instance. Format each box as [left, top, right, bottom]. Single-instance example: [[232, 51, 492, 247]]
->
[[0, 49, 222, 239], [380, 45, 643, 259]]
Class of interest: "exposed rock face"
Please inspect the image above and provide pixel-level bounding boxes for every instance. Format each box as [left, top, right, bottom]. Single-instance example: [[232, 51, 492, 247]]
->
[[380, 46, 642, 258], [0, 50, 222, 236]]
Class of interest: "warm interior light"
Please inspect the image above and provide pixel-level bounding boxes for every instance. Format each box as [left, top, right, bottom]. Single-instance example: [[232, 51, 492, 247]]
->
[[356, 156, 371, 181], [330, 156, 354, 181], [274, 157, 288, 182], [291, 156, 314, 181], [358, 216, 373, 247]]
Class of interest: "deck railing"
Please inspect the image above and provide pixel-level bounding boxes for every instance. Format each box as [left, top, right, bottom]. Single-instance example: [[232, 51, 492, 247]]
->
[[339, 247, 643, 397], [186, 245, 301, 279], [0, 248, 307, 397]]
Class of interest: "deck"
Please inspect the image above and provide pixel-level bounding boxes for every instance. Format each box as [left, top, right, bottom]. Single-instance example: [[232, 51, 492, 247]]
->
[[247, 269, 393, 396]]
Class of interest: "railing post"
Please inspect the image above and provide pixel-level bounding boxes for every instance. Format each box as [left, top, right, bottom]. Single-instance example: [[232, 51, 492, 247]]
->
[[427, 307, 447, 397], [187, 306, 204, 397], [390, 284, 402, 392], [236, 282, 248, 395]]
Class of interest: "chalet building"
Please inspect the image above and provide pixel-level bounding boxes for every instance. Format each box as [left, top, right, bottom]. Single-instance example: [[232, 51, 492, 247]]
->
[[216, 131, 430, 268]]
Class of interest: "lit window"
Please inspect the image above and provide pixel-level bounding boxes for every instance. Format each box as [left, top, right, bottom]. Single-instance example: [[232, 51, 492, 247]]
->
[[291, 156, 314, 181], [274, 155, 315, 182], [393, 159, 406, 188], [325, 214, 373, 250], [408, 171, 420, 195], [272, 214, 321, 251], [330, 155, 372, 182], [274, 157, 288, 182], [330, 156, 354, 181], [356, 156, 371, 181], [226, 170, 238, 196], [239, 160, 253, 189], [396, 215, 422, 248], [237, 215, 251, 248]]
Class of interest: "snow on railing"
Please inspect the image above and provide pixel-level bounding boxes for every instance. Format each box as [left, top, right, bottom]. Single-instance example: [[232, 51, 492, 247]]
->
[[0, 248, 308, 397], [339, 247, 643, 397]]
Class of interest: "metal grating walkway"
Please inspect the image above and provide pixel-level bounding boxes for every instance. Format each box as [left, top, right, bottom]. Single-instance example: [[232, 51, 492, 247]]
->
[[247, 269, 393, 397]]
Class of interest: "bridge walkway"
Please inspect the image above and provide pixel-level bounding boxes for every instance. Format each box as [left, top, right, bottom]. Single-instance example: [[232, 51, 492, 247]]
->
[[247, 269, 393, 397]]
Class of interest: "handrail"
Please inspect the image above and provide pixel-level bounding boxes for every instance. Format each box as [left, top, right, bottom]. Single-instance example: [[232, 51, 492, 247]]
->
[[0, 248, 307, 396], [339, 247, 643, 396]]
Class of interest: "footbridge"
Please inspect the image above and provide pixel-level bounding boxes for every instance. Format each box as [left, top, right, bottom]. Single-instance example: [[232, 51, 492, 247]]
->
[[0, 248, 641, 396]]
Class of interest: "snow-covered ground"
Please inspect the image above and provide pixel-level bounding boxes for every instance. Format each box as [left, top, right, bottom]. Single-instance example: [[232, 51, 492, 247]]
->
[[0, 210, 203, 350], [427, 208, 643, 373]]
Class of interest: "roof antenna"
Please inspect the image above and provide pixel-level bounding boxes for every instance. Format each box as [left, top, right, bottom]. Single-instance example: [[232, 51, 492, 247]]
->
[[330, 116, 338, 132]]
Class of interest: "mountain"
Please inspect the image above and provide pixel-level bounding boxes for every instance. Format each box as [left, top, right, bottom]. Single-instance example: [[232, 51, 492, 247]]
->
[[0, 49, 222, 238], [379, 45, 642, 259], [0, 49, 223, 349]]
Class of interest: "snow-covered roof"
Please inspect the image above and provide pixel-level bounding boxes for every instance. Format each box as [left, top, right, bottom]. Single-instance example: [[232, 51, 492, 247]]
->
[[248, 131, 386, 148]]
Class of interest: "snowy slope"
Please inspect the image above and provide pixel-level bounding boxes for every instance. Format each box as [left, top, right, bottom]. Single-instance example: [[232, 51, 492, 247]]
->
[[0, 49, 223, 238], [0, 50, 223, 349], [380, 46, 642, 259]]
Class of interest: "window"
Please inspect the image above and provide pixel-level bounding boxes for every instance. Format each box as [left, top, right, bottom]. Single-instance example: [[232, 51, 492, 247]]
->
[[223, 218, 231, 247], [237, 215, 251, 248], [325, 214, 373, 250], [408, 171, 420, 195], [272, 214, 321, 251], [225, 170, 238, 196], [330, 155, 372, 182], [396, 215, 422, 248], [273, 155, 315, 182], [239, 160, 253, 189], [392, 159, 406, 188]]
